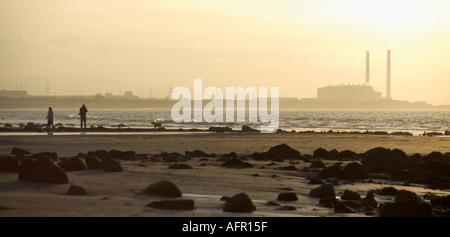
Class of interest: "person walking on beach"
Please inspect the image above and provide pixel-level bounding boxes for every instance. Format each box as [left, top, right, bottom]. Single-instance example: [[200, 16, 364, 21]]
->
[[46, 107, 55, 129], [79, 104, 88, 129]]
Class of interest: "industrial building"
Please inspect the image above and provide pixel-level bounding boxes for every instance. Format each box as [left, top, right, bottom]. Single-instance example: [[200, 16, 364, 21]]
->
[[316, 50, 391, 102]]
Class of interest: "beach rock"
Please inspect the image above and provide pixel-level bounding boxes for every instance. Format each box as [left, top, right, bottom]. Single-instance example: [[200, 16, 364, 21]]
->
[[87, 150, 111, 160], [147, 199, 195, 210], [313, 148, 329, 159], [242, 125, 258, 132], [84, 156, 103, 169], [109, 150, 136, 160], [445, 130, 450, 136], [339, 150, 357, 160], [222, 152, 238, 159], [266, 201, 281, 206], [267, 143, 301, 159], [308, 176, 325, 185], [277, 192, 298, 201], [395, 190, 421, 202], [18, 158, 69, 184], [168, 163, 193, 169], [430, 195, 450, 209], [66, 185, 88, 196], [309, 184, 335, 198], [0, 155, 19, 172], [309, 160, 325, 169], [30, 152, 58, 161], [362, 147, 403, 173], [208, 126, 232, 133], [318, 164, 342, 179], [319, 195, 337, 208], [11, 147, 30, 156], [380, 200, 432, 217], [377, 186, 398, 196], [423, 159, 450, 177], [23, 122, 42, 132], [100, 158, 123, 172], [359, 192, 378, 208], [221, 158, 253, 168], [334, 201, 355, 213], [341, 190, 361, 201], [143, 180, 182, 197], [60, 157, 88, 171], [340, 162, 370, 180], [279, 165, 297, 171], [222, 193, 256, 213], [186, 150, 211, 158]]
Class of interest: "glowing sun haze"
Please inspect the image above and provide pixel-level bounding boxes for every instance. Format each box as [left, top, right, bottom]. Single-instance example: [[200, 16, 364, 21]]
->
[[0, 0, 449, 105]]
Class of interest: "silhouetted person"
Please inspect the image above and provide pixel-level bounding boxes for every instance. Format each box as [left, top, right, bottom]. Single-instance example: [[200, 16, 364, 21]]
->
[[79, 104, 88, 129], [46, 107, 55, 129]]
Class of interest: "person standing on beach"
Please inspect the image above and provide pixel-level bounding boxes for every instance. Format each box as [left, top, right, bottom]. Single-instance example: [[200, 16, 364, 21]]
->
[[46, 107, 55, 129], [79, 104, 88, 129]]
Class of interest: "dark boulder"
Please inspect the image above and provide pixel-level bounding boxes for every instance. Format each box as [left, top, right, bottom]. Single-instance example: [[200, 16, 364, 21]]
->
[[221, 158, 253, 168], [186, 150, 212, 158], [313, 148, 329, 159], [339, 150, 357, 160], [168, 163, 194, 169], [85, 156, 103, 169], [18, 158, 69, 184], [340, 162, 370, 180], [60, 157, 88, 171], [334, 201, 355, 213], [87, 150, 111, 160], [208, 126, 232, 133], [11, 147, 30, 156], [0, 155, 19, 172], [318, 164, 342, 179], [147, 199, 195, 210], [109, 150, 136, 160], [100, 158, 123, 172], [395, 190, 421, 202], [222, 193, 256, 213], [359, 192, 378, 208], [430, 195, 450, 209], [267, 144, 301, 159], [309, 160, 325, 169], [341, 190, 361, 201], [142, 180, 182, 197], [380, 200, 432, 217], [66, 185, 88, 196], [319, 195, 337, 208], [308, 176, 325, 185], [423, 159, 450, 177], [377, 186, 398, 196], [242, 125, 258, 132], [362, 147, 403, 173], [309, 184, 335, 198], [277, 192, 298, 201]]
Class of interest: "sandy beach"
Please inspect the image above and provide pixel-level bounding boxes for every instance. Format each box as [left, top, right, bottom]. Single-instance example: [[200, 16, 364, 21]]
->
[[0, 132, 449, 217]]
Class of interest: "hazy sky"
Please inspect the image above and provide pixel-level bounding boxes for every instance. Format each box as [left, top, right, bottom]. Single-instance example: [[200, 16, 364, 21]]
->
[[1, 0, 449, 104]]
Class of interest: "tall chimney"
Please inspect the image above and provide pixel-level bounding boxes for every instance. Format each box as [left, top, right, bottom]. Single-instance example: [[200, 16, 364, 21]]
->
[[386, 50, 391, 99], [366, 51, 370, 84]]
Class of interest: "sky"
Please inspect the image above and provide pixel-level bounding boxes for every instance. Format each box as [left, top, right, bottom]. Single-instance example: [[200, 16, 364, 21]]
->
[[0, 0, 449, 105]]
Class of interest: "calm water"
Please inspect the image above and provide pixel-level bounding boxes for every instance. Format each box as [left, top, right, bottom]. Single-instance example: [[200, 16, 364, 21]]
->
[[0, 109, 449, 135]]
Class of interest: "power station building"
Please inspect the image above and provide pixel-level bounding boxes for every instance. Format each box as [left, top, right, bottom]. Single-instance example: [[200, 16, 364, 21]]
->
[[317, 84, 382, 102], [316, 50, 391, 102]]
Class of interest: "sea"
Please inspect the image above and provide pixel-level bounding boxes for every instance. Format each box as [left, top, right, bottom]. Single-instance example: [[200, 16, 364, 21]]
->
[[0, 109, 449, 136]]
